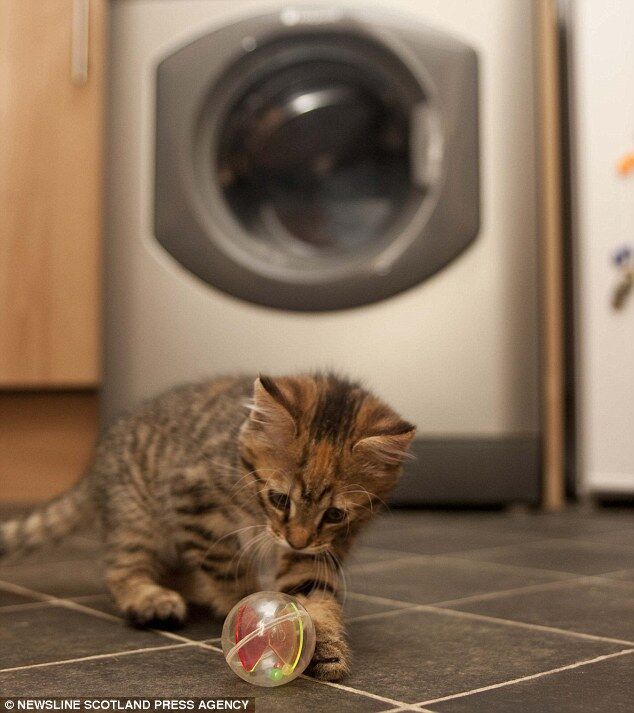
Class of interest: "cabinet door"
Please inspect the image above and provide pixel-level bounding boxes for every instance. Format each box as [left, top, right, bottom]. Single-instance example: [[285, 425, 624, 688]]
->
[[0, 0, 105, 387]]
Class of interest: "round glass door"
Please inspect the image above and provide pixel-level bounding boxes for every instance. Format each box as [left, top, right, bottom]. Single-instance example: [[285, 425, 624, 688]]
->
[[217, 59, 417, 256], [211, 33, 427, 264], [154, 14, 479, 310]]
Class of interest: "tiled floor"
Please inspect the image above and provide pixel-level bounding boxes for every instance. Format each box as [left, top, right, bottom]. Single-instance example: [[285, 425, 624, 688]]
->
[[1, 506, 633, 712]]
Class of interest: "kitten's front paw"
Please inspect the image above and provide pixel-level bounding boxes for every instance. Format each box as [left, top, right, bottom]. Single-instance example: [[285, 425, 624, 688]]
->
[[306, 635, 350, 682], [124, 586, 187, 629]]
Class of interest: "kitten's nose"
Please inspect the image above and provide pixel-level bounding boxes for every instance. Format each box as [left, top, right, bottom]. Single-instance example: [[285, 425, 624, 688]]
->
[[286, 527, 312, 550]]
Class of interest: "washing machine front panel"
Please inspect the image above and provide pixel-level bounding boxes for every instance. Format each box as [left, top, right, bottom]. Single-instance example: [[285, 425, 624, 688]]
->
[[154, 10, 479, 310], [106, 0, 539, 503]]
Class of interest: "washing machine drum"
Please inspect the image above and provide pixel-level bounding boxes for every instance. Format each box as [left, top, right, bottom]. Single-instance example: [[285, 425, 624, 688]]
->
[[155, 12, 479, 311]]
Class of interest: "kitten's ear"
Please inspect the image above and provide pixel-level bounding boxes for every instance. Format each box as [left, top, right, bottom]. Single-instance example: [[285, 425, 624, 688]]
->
[[353, 422, 416, 466], [249, 375, 298, 438]]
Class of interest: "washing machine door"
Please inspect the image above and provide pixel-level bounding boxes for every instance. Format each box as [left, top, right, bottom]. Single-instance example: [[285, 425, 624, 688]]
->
[[218, 68, 416, 256], [155, 10, 479, 311]]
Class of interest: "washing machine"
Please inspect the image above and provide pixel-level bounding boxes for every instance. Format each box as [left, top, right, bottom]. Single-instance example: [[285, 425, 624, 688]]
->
[[105, 0, 540, 504]]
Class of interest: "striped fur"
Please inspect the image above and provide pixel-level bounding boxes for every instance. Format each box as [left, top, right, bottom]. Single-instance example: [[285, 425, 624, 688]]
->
[[0, 479, 92, 559], [0, 373, 415, 681]]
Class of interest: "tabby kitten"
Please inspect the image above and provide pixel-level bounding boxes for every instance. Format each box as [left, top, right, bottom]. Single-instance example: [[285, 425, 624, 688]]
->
[[0, 373, 415, 681]]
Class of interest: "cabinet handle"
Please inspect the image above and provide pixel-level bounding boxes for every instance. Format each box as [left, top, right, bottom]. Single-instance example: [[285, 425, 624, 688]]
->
[[71, 0, 90, 85]]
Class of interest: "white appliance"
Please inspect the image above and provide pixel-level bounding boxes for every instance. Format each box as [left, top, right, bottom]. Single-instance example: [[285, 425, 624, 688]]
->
[[105, 0, 540, 504], [567, 0, 634, 495]]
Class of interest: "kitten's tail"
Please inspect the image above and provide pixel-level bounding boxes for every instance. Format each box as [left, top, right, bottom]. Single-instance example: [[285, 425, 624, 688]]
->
[[0, 478, 94, 560]]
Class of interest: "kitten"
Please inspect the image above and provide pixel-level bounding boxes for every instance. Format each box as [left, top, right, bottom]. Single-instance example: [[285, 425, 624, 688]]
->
[[0, 373, 415, 681]]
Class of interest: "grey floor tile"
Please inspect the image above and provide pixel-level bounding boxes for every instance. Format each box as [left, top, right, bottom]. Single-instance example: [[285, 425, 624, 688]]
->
[[346, 546, 415, 568], [491, 508, 634, 537], [443, 579, 634, 642], [359, 508, 634, 553], [76, 591, 402, 639], [343, 593, 413, 620], [429, 650, 634, 712], [0, 587, 39, 608], [0, 604, 172, 669], [363, 510, 438, 532], [568, 528, 634, 549], [358, 520, 540, 556], [0, 557, 106, 598], [1, 505, 632, 710], [0, 644, 395, 711], [83, 595, 225, 640], [346, 556, 571, 605], [461, 540, 634, 575], [343, 608, 622, 703]]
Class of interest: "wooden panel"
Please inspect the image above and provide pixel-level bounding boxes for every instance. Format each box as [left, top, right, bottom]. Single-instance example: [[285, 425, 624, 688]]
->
[[0, 0, 105, 387], [535, 0, 566, 510], [0, 392, 98, 503]]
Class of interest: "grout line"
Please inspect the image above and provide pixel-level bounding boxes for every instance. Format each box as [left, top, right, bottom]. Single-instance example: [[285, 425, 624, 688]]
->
[[0, 580, 203, 645], [435, 538, 573, 560], [444, 553, 634, 582], [416, 648, 634, 707], [0, 642, 193, 674], [346, 605, 421, 625], [0, 579, 411, 711], [346, 553, 432, 575], [434, 554, 583, 579], [354, 527, 624, 563], [0, 593, 105, 614], [3, 542, 632, 706], [0, 581, 120, 622], [430, 571, 634, 605], [298, 675, 408, 708], [426, 575, 599, 608], [357, 534, 634, 578], [356, 539, 542, 561], [345, 590, 634, 647], [547, 536, 634, 552], [379, 703, 434, 713], [441, 534, 634, 561], [414, 605, 634, 647], [4, 576, 631, 668], [4, 581, 241, 649], [347, 591, 423, 608], [349, 547, 586, 581], [190, 641, 222, 653], [196, 636, 411, 708], [183, 638, 413, 709], [596, 567, 634, 579], [348, 555, 634, 606], [587, 572, 634, 589]]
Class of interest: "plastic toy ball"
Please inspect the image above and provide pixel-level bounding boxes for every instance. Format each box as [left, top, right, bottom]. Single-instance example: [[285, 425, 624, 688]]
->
[[221, 592, 316, 687]]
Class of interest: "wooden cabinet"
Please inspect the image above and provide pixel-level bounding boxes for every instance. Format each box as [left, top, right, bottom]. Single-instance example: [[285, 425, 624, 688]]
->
[[0, 0, 105, 387], [0, 391, 98, 502]]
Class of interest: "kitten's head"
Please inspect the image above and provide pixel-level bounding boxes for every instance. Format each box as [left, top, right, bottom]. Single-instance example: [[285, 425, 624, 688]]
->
[[239, 373, 416, 553]]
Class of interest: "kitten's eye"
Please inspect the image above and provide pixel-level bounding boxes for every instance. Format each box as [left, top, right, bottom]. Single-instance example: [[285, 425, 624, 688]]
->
[[322, 507, 346, 524], [268, 491, 290, 511]]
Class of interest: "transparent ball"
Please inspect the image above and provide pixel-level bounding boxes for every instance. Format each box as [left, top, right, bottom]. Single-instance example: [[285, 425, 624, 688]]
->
[[221, 592, 316, 687]]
